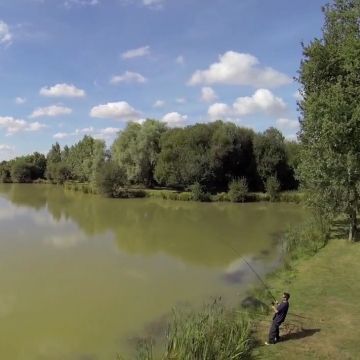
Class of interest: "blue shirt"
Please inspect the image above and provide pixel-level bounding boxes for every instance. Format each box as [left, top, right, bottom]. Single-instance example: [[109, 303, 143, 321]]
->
[[273, 301, 289, 323]]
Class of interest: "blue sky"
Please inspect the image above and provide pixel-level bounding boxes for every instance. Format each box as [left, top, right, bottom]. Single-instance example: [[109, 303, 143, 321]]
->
[[0, 0, 325, 160]]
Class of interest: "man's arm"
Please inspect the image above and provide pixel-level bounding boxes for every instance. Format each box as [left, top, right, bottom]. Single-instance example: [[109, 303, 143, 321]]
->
[[272, 302, 283, 313]]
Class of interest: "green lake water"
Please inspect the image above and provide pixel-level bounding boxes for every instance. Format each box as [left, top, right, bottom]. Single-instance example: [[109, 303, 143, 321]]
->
[[0, 184, 305, 359]]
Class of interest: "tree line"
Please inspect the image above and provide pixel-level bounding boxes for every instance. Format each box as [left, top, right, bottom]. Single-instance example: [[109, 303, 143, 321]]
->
[[0, 120, 301, 197]]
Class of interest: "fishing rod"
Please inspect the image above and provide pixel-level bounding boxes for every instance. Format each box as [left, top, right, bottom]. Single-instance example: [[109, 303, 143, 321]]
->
[[218, 238, 314, 322], [219, 238, 277, 302]]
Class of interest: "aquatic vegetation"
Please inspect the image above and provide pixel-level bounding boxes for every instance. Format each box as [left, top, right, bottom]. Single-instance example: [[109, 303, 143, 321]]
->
[[119, 298, 256, 360]]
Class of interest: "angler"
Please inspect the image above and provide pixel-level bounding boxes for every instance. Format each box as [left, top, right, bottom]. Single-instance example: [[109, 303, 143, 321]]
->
[[265, 292, 290, 345]]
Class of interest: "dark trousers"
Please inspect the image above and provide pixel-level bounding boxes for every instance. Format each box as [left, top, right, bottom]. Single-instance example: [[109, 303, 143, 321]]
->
[[268, 320, 281, 343]]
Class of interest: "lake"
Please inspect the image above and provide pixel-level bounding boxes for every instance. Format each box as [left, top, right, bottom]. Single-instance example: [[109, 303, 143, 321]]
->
[[0, 184, 305, 359]]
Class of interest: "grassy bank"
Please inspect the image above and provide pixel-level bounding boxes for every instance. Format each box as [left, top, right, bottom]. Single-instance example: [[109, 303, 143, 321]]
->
[[118, 215, 335, 359], [48, 180, 302, 203], [253, 238, 360, 359]]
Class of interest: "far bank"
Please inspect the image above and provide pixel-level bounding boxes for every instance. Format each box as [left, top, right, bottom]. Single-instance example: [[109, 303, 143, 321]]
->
[[31, 179, 304, 204]]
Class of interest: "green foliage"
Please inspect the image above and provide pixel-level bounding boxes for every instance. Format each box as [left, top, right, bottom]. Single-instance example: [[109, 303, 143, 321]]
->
[[55, 163, 72, 185], [178, 192, 192, 201], [164, 299, 254, 360], [265, 175, 281, 202], [3, 119, 301, 199], [280, 214, 331, 259], [212, 192, 229, 202], [295, 0, 360, 241], [46, 142, 62, 164], [155, 121, 259, 191], [111, 119, 167, 186], [95, 161, 129, 198], [10, 161, 33, 183], [278, 191, 303, 204], [228, 177, 248, 203], [0, 167, 11, 183], [189, 182, 210, 202], [121, 299, 255, 360], [253, 127, 288, 190]]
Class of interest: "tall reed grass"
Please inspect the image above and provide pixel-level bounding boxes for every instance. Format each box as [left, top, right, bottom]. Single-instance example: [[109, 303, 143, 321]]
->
[[118, 298, 256, 360]]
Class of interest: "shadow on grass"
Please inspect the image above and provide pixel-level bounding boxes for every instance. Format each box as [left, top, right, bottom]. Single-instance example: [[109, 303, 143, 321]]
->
[[280, 328, 321, 342], [332, 218, 360, 242]]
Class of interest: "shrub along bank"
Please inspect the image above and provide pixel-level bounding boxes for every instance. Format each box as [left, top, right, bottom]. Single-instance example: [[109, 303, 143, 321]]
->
[[45, 180, 303, 204]]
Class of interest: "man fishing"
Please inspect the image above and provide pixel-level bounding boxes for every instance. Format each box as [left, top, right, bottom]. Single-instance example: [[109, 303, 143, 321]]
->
[[265, 292, 290, 345]]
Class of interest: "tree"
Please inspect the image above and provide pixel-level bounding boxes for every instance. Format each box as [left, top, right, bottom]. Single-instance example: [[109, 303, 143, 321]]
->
[[111, 119, 168, 186], [295, 0, 360, 241], [253, 127, 288, 190], [95, 161, 128, 197], [46, 142, 62, 164], [11, 161, 33, 183]]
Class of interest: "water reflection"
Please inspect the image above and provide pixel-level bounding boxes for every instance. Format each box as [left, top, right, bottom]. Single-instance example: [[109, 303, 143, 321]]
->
[[0, 184, 304, 269], [0, 184, 305, 359]]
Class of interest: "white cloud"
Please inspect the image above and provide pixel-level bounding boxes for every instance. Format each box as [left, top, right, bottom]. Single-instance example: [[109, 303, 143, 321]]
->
[[0, 145, 16, 161], [0, 145, 15, 152], [29, 105, 72, 118], [90, 101, 142, 120], [208, 89, 287, 119], [176, 98, 186, 103], [121, 45, 150, 59], [110, 71, 148, 84], [120, 0, 165, 9], [54, 126, 119, 140], [188, 51, 292, 88], [0, 116, 47, 136], [64, 0, 99, 8], [153, 100, 165, 107], [176, 55, 184, 64], [208, 103, 232, 119], [15, 97, 26, 104], [162, 112, 188, 127], [0, 21, 12, 45], [142, 0, 165, 8], [233, 89, 287, 116], [39, 83, 86, 98], [276, 118, 299, 130], [201, 87, 217, 103]]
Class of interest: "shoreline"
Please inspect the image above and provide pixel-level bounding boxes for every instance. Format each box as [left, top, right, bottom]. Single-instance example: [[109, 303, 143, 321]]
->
[[23, 180, 303, 204]]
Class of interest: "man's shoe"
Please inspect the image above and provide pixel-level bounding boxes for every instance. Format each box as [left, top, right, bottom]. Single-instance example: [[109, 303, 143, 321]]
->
[[264, 342, 274, 345]]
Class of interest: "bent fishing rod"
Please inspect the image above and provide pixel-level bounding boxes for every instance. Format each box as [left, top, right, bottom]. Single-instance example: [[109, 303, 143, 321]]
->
[[218, 238, 313, 322]]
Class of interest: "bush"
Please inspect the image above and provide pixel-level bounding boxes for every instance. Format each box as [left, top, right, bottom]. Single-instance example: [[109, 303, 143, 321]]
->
[[228, 177, 249, 203], [55, 164, 72, 185], [95, 161, 128, 198], [279, 191, 303, 204], [189, 182, 203, 201], [122, 299, 255, 360], [178, 192, 192, 201], [189, 182, 211, 202], [164, 299, 254, 359], [281, 214, 331, 258], [211, 192, 228, 202], [265, 175, 281, 202], [10, 161, 33, 183], [167, 192, 179, 201], [0, 168, 11, 183]]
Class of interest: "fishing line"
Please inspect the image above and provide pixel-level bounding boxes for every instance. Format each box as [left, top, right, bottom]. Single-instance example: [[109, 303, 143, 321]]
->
[[217, 238, 315, 322], [218, 238, 277, 301]]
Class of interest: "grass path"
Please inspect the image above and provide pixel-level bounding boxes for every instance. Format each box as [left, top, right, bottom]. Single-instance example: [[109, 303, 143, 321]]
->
[[253, 240, 360, 360]]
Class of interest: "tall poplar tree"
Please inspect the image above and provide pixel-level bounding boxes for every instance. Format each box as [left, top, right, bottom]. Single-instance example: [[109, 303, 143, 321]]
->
[[296, 0, 360, 241]]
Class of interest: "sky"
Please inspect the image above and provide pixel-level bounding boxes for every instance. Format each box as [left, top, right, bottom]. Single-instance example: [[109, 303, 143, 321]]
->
[[0, 0, 326, 160]]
